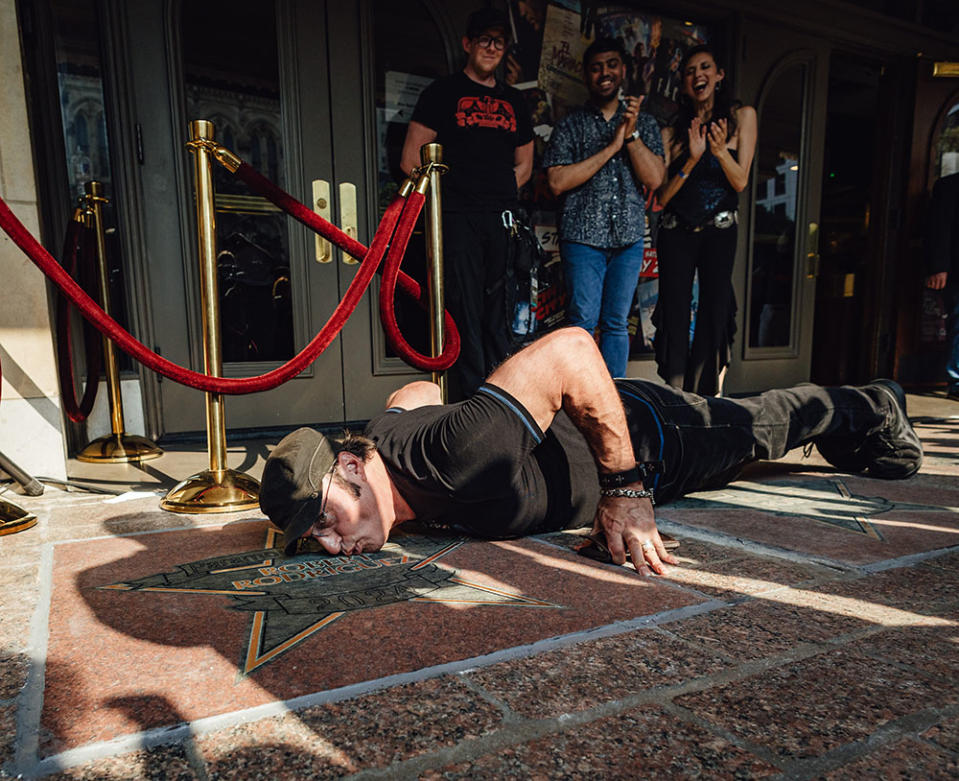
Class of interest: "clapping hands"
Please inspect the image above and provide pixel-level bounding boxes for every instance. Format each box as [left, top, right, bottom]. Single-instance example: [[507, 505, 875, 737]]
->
[[707, 118, 728, 155], [688, 117, 707, 161], [688, 117, 729, 162]]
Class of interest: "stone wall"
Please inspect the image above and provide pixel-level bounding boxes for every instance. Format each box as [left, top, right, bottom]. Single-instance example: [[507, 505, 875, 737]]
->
[[0, 0, 67, 480]]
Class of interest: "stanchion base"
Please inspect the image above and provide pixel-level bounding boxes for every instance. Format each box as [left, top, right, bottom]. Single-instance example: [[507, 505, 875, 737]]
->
[[77, 434, 164, 463], [160, 468, 260, 514], [0, 499, 38, 536]]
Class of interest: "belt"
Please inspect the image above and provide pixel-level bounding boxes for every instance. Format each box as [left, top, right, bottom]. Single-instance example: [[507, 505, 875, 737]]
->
[[661, 209, 738, 232]]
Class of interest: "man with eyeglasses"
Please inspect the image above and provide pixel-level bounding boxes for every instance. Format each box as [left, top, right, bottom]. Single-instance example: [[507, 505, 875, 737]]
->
[[260, 328, 922, 576], [401, 8, 534, 401]]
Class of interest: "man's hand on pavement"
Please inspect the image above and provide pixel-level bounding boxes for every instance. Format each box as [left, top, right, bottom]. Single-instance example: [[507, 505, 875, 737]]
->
[[592, 493, 678, 576]]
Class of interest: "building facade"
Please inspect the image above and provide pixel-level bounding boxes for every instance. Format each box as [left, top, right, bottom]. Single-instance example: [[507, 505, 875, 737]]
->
[[1, 0, 958, 477]]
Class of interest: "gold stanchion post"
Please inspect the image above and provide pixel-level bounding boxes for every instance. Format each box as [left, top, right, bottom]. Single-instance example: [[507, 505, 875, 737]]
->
[[0, 450, 39, 535], [161, 120, 259, 513], [76, 181, 163, 463], [0, 498, 37, 536], [419, 143, 448, 401]]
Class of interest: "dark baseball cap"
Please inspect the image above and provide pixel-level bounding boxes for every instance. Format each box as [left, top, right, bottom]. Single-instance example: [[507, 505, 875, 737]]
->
[[466, 7, 509, 38], [259, 427, 336, 555]]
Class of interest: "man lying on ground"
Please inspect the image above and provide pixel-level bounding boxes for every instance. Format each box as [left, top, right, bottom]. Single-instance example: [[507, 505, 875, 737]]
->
[[260, 328, 923, 575]]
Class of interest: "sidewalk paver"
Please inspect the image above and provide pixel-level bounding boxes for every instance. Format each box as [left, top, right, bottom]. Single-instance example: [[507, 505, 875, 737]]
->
[[1, 393, 957, 778]]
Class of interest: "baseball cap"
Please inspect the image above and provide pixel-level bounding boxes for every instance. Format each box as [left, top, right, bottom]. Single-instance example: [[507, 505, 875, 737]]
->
[[259, 427, 336, 555], [466, 7, 509, 38]]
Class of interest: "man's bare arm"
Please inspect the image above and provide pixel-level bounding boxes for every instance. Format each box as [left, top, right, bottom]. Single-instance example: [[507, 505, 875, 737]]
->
[[385, 381, 443, 411], [486, 328, 677, 574], [514, 140, 534, 188], [400, 121, 438, 176], [622, 97, 665, 191], [547, 123, 627, 196]]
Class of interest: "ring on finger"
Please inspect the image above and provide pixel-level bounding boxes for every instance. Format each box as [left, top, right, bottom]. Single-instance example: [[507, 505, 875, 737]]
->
[[640, 540, 654, 552]]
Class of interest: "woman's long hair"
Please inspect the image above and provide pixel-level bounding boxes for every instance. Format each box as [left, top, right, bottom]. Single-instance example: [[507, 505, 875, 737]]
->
[[670, 44, 739, 157]]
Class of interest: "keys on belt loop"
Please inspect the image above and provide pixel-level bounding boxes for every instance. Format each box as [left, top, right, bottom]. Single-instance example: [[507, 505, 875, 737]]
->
[[502, 209, 517, 237]]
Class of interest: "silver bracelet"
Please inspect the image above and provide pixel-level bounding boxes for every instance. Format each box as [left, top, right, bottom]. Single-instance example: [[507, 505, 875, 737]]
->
[[599, 487, 655, 504]]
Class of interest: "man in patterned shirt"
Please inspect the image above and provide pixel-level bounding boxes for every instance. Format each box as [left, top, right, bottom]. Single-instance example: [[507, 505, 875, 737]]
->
[[544, 37, 665, 378]]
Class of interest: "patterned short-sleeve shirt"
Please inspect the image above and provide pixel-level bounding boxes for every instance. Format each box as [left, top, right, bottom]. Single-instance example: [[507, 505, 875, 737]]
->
[[544, 102, 663, 248]]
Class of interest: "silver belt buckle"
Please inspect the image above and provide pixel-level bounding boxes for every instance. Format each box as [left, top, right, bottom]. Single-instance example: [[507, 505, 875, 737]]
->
[[713, 210, 737, 229], [661, 212, 678, 230]]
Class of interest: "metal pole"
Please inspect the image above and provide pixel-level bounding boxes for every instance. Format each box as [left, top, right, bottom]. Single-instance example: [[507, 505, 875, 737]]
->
[[76, 183, 162, 463], [0, 443, 38, 535], [419, 143, 447, 401], [0, 449, 43, 496], [161, 120, 259, 513], [191, 121, 229, 475], [89, 182, 125, 436]]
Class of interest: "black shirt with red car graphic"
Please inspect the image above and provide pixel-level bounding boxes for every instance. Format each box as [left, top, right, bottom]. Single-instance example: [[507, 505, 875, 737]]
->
[[412, 71, 533, 211]]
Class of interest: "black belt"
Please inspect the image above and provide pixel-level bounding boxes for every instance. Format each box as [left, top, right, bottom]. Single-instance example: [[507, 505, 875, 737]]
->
[[661, 209, 738, 232]]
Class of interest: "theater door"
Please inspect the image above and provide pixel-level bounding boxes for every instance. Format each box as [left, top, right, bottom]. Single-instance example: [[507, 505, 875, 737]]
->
[[726, 21, 830, 392], [123, 0, 451, 434]]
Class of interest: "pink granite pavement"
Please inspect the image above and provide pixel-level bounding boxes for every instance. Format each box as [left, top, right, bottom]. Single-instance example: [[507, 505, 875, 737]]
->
[[1, 394, 957, 778]]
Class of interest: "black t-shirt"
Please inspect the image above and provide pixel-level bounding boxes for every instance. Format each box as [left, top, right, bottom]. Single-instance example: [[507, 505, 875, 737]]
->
[[411, 72, 533, 212], [364, 384, 599, 538]]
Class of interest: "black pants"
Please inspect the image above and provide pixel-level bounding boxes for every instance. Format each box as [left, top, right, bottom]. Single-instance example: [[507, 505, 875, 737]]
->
[[654, 224, 738, 395], [616, 379, 890, 505], [443, 210, 513, 401]]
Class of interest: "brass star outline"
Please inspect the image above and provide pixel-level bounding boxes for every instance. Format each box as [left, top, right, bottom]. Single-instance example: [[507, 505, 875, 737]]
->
[[101, 528, 562, 675]]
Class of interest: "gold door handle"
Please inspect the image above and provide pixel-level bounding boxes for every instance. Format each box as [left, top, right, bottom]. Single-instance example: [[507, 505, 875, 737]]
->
[[806, 221, 820, 279], [312, 179, 332, 263], [339, 182, 358, 265]]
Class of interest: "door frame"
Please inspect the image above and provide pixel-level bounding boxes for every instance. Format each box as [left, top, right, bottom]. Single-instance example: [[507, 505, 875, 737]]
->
[[727, 21, 830, 393]]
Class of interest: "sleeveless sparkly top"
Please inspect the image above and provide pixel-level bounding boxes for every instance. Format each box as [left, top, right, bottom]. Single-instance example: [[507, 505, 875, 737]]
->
[[665, 146, 739, 227]]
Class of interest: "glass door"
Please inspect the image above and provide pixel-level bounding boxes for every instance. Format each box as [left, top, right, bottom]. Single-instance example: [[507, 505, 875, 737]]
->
[[727, 20, 830, 392], [326, 0, 451, 421], [123, 0, 442, 434]]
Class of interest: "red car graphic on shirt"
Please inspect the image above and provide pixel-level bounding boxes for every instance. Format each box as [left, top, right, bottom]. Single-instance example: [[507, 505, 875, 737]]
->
[[455, 96, 517, 131]]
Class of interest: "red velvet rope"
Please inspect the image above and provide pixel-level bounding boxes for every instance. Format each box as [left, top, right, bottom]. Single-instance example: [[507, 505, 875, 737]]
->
[[233, 164, 460, 368], [0, 194, 403, 394], [378, 192, 459, 371], [234, 163, 369, 261], [55, 219, 103, 421]]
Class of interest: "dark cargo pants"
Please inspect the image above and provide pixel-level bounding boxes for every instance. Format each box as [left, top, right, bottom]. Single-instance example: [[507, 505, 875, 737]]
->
[[615, 379, 891, 505]]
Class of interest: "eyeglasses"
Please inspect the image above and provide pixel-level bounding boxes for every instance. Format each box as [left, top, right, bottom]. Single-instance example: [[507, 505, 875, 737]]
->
[[317, 461, 336, 526], [474, 34, 506, 51]]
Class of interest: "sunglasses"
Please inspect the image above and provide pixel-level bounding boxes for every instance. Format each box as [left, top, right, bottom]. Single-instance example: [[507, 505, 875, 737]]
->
[[295, 462, 336, 553]]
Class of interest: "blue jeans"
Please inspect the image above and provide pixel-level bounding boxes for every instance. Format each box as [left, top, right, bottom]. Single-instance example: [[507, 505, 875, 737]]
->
[[561, 240, 643, 377]]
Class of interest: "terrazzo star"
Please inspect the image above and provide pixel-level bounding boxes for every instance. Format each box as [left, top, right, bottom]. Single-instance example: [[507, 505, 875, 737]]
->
[[260, 328, 922, 576]]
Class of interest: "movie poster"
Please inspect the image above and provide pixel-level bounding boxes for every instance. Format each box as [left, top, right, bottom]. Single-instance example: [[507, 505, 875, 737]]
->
[[536, 4, 591, 120], [594, 12, 707, 125]]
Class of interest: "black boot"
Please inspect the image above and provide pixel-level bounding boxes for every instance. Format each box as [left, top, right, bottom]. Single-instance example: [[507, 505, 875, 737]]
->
[[816, 380, 922, 479]]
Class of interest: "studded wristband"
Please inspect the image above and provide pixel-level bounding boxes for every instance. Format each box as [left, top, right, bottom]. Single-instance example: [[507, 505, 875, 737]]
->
[[599, 487, 655, 503], [597, 464, 642, 488]]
